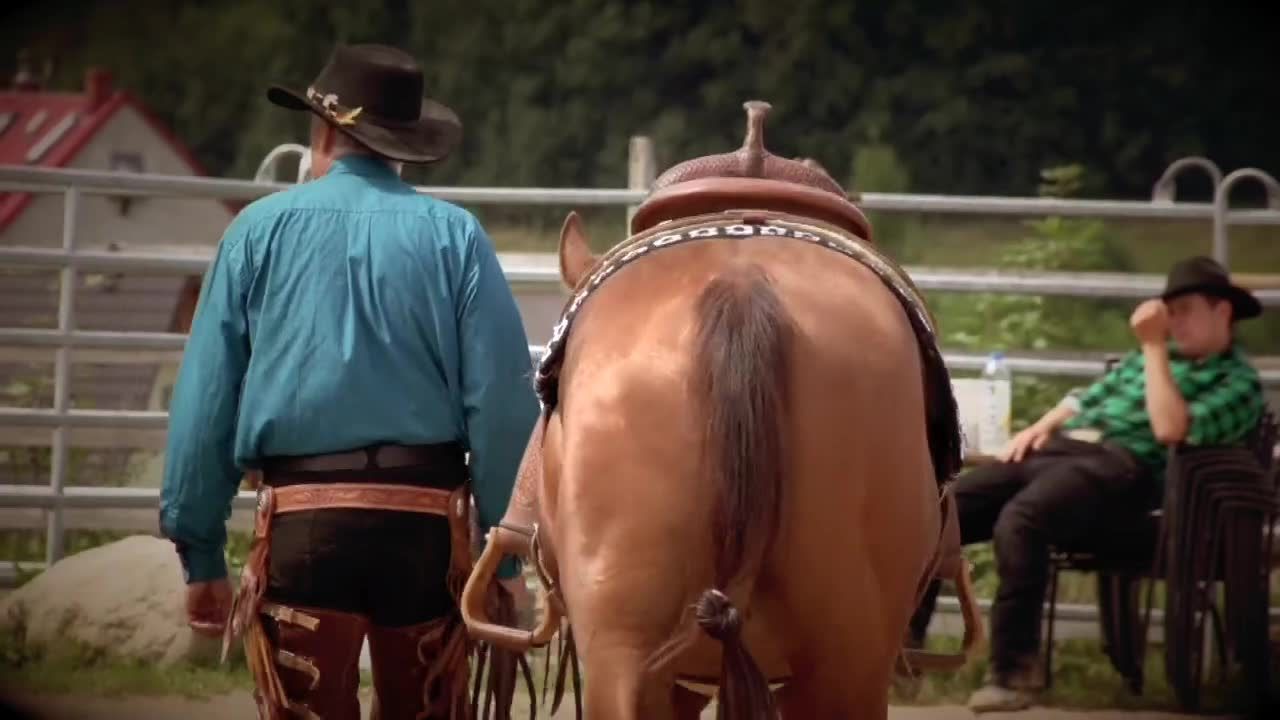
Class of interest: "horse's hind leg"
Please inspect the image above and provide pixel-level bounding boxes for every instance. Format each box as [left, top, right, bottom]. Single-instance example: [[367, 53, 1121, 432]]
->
[[571, 632, 710, 719], [775, 655, 891, 720], [572, 639, 683, 720], [561, 556, 698, 720], [673, 684, 712, 719]]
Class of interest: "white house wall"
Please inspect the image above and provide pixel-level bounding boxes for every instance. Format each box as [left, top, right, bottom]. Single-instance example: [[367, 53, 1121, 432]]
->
[[0, 104, 235, 250]]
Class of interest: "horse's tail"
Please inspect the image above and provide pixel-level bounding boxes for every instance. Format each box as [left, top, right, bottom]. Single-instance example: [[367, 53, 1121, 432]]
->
[[647, 262, 791, 719]]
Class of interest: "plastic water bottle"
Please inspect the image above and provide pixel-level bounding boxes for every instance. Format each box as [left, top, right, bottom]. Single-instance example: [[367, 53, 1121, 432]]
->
[[979, 352, 1012, 455]]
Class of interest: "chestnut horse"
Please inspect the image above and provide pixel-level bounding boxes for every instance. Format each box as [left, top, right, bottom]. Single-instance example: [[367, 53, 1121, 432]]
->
[[463, 102, 976, 719]]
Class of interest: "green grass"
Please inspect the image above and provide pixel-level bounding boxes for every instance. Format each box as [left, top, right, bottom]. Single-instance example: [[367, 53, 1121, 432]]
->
[[0, 630, 253, 699], [893, 635, 1254, 713], [0, 622, 382, 700]]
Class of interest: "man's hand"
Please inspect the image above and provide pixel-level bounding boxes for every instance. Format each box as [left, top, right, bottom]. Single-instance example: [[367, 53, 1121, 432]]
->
[[186, 578, 233, 637], [1130, 299, 1170, 346], [1001, 423, 1052, 463]]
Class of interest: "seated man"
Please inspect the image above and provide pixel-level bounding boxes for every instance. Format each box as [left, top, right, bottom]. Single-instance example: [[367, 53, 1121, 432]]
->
[[909, 256, 1266, 712]]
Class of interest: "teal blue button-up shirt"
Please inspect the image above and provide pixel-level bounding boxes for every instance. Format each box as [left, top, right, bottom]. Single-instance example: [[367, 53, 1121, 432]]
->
[[160, 155, 539, 583]]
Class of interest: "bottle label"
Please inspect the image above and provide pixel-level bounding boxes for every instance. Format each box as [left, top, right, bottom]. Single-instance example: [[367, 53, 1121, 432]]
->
[[978, 378, 1012, 455]]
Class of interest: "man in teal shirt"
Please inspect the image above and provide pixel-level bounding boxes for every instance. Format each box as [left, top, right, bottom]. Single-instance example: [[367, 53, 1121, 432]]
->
[[160, 44, 538, 718]]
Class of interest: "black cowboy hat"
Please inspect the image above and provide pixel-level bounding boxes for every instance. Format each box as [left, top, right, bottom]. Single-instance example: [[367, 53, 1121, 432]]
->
[[1160, 256, 1262, 321], [267, 44, 461, 164]]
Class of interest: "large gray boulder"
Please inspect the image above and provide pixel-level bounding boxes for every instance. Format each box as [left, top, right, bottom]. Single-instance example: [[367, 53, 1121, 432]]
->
[[0, 534, 230, 667]]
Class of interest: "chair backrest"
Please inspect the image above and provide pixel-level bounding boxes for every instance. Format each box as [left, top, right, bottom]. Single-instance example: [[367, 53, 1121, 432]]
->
[[1246, 408, 1277, 474]]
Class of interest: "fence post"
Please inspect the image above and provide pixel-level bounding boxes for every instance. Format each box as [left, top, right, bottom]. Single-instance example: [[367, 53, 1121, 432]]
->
[[1150, 157, 1223, 205], [1212, 169, 1280, 268], [626, 136, 656, 233], [47, 187, 79, 566]]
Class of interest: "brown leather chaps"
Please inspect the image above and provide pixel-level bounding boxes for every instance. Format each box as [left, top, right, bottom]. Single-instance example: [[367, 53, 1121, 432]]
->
[[253, 602, 471, 720], [226, 456, 476, 720]]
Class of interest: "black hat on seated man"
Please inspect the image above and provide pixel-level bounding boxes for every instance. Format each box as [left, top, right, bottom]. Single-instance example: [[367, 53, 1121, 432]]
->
[[267, 44, 462, 164], [1160, 256, 1262, 321]]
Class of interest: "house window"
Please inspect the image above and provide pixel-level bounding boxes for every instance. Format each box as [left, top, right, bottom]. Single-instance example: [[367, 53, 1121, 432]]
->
[[110, 151, 144, 174], [109, 152, 144, 215]]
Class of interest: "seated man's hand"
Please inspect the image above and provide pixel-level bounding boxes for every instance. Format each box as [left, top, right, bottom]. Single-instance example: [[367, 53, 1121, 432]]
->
[[1001, 424, 1052, 463], [1130, 298, 1170, 346]]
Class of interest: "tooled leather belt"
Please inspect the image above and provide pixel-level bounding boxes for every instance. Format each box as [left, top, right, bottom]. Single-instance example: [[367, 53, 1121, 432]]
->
[[267, 482, 458, 516]]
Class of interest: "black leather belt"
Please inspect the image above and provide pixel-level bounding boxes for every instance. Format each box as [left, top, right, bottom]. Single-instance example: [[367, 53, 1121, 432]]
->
[[1058, 430, 1141, 474], [259, 442, 465, 474]]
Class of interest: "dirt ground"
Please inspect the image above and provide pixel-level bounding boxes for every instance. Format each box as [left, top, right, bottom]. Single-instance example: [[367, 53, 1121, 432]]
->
[[0, 691, 1240, 720]]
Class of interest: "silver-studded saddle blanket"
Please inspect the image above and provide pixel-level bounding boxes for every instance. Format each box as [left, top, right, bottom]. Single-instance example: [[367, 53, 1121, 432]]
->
[[533, 212, 963, 488]]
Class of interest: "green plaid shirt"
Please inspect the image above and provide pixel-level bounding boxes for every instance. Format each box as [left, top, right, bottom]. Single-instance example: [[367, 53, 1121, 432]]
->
[[1061, 343, 1265, 472]]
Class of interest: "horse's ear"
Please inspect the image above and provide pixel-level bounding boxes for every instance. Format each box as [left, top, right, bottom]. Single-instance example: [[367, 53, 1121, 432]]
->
[[559, 211, 598, 288]]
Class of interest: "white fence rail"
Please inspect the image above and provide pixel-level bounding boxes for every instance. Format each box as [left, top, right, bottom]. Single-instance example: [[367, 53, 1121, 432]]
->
[[2, 158, 1279, 580]]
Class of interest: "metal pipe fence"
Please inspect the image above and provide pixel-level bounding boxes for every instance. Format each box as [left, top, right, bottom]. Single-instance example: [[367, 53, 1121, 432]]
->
[[6, 164, 1280, 223], [2, 161, 1280, 575], [7, 245, 1280, 301]]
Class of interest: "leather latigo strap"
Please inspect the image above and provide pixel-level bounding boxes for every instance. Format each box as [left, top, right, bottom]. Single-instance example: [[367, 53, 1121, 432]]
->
[[271, 482, 454, 516], [898, 489, 984, 675], [933, 489, 963, 581]]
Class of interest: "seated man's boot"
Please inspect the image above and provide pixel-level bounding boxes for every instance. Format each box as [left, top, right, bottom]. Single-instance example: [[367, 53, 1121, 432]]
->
[[368, 616, 471, 719], [259, 603, 368, 720], [966, 658, 1042, 713]]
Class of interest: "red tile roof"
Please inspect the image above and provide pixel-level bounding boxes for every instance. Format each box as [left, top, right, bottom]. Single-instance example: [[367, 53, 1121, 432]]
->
[[0, 70, 227, 231]]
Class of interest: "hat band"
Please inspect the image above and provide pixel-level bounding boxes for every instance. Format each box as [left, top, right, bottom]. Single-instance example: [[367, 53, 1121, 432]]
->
[[306, 87, 421, 129]]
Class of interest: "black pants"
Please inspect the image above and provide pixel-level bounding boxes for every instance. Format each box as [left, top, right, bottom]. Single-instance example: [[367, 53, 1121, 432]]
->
[[909, 435, 1154, 679], [263, 463, 466, 627]]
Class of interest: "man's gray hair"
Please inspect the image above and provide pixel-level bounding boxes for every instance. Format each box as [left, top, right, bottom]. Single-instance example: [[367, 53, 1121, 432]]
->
[[311, 115, 402, 176]]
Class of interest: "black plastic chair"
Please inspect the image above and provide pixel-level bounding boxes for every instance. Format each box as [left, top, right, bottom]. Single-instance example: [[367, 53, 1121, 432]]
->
[[1150, 410, 1277, 712], [1041, 409, 1277, 705]]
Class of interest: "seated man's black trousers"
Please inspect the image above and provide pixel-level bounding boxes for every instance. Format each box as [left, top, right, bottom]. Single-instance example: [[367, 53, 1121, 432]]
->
[[909, 435, 1154, 680]]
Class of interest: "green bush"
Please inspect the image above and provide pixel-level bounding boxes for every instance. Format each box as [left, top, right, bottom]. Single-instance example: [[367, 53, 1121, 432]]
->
[[931, 164, 1140, 601]]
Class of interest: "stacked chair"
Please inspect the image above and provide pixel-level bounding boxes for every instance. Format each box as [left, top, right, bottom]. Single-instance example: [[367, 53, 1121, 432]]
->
[[1149, 410, 1278, 711], [1043, 409, 1277, 713]]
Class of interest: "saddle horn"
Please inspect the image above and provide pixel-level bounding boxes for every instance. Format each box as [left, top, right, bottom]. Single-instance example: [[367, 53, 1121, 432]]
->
[[741, 100, 771, 177]]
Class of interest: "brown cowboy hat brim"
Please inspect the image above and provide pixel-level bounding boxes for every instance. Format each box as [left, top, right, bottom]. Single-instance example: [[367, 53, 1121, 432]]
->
[[1161, 282, 1263, 321], [267, 84, 461, 164]]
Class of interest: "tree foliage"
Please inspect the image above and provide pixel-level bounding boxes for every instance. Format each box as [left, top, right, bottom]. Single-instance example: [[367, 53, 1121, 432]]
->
[[3, 1, 1275, 199]]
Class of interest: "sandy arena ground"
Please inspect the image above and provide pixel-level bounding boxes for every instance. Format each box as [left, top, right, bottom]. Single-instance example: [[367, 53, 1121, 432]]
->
[[0, 691, 1241, 720]]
